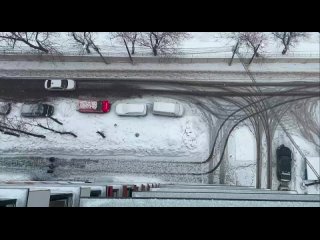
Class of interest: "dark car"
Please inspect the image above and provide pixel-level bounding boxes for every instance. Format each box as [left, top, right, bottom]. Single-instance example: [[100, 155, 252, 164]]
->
[[0, 102, 11, 115], [276, 144, 292, 182], [21, 103, 54, 117]]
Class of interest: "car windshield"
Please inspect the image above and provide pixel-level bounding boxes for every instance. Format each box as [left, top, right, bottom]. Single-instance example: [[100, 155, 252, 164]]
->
[[280, 156, 291, 171], [47, 80, 51, 88], [97, 101, 103, 110], [36, 104, 44, 114], [61, 80, 68, 88]]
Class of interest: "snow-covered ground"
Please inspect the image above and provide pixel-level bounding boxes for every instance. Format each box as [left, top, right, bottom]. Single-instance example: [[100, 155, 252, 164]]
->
[[0, 96, 211, 162], [223, 123, 319, 195], [224, 125, 256, 187], [1, 32, 318, 58], [1, 61, 318, 73], [81, 32, 320, 57], [1, 97, 319, 191]]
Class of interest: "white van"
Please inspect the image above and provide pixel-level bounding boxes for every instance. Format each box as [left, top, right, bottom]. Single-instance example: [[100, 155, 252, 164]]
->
[[152, 102, 183, 117]]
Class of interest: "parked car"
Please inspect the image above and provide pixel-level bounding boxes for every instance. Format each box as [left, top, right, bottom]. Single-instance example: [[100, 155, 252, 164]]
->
[[115, 103, 147, 116], [0, 102, 11, 115], [44, 79, 76, 91], [21, 103, 54, 117], [78, 100, 111, 113], [152, 102, 184, 117], [276, 144, 292, 182]]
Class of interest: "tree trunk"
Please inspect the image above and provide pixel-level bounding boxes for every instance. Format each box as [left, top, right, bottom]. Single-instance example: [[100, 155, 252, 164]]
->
[[282, 46, 288, 55], [131, 42, 135, 55], [265, 129, 273, 189], [85, 44, 91, 54], [152, 47, 157, 56], [229, 40, 240, 66], [282, 34, 291, 55]]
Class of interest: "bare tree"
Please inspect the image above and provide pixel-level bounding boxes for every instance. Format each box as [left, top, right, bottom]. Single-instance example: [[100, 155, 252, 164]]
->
[[226, 32, 268, 56], [271, 32, 309, 55], [0, 114, 46, 139], [69, 32, 109, 64], [69, 32, 92, 54], [138, 32, 190, 56], [225, 32, 268, 65], [110, 32, 140, 63], [112, 32, 139, 55], [0, 32, 59, 53]]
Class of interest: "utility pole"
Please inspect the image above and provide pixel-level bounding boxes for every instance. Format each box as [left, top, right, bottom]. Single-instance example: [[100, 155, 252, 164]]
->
[[123, 38, 133, 64], [248, 41, 262, 65], [229, 40, 240, 66]]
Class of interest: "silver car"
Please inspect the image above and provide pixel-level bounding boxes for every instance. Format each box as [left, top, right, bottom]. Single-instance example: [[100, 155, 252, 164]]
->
[[115, 103, 147, 116], [44, 79, 76, 91], [152, 102, 184, 117], [0, 102, 11, 115]]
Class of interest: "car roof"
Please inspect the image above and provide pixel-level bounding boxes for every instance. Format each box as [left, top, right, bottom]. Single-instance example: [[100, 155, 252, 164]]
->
[[153, 102, 178, 113], [79, 100, 98, 109], [21, 104, 41, 113], [49, 80, 63, 87], [118, 103, 145, 113]]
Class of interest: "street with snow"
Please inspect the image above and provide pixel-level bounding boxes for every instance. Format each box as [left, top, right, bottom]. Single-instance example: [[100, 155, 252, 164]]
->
[[0, 32, 319, 198]]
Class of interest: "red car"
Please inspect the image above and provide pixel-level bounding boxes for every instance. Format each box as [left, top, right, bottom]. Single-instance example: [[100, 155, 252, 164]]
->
[[78, 100, 111, 113]]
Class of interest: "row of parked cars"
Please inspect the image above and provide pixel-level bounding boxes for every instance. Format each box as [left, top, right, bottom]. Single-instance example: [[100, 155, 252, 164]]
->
[[0, 100, 184, 118], [42, 79, 184, 117], [116, 102, 184, 117], [78, 100, 184, 117]]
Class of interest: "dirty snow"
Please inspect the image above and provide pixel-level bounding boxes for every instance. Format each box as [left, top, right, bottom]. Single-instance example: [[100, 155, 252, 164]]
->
[[0, 61, 318, 73]]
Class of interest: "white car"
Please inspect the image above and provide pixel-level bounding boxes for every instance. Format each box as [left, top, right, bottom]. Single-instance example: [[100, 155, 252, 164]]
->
[[152, 102, 184, 117], [115, 103, 147, 116], [44, 79, 76, 91]]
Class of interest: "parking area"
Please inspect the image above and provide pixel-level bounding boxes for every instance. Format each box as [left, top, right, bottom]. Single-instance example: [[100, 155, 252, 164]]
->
[[0, 96, 211, 162]]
